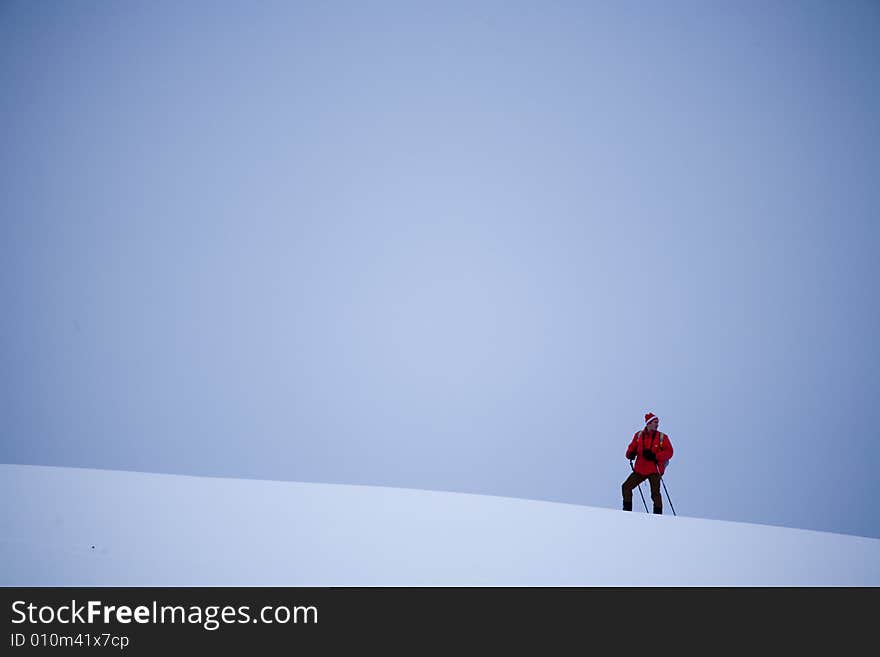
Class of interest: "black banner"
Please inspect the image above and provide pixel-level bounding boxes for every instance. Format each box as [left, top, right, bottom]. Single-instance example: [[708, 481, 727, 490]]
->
[[0, 587, 872, 653]]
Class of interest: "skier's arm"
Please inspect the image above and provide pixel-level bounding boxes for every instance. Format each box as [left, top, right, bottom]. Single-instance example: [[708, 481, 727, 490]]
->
[[625, 435, 638, 460], [657, 437, 673, 462]]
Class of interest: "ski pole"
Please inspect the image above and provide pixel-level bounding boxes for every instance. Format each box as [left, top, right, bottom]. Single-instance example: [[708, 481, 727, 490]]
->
[[655, 464, 677, 516], [630, 460, 649, 513], [660, 477, 676, 516]]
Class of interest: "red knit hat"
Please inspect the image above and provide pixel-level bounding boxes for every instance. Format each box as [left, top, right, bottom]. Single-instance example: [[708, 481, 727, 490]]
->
[[644, 412, 659, 426]]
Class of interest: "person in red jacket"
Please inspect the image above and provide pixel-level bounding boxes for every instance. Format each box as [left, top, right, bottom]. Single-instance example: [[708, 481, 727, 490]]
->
[[621, 412, 674, 514]]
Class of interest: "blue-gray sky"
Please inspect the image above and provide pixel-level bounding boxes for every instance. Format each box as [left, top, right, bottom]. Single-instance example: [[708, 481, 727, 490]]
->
[[2, 0, 879, 538]]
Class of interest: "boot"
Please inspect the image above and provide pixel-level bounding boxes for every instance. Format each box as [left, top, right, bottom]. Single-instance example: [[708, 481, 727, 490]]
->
[[653, 505, 662, 515], [623, 500, 632, 512]]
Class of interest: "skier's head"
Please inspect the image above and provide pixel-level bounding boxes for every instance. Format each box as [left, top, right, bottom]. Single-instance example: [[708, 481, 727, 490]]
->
[[644, 412, 659, 429]]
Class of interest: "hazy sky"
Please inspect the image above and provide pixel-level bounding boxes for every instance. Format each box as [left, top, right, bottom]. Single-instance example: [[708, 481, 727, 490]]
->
[[2, 1, 878, 538]]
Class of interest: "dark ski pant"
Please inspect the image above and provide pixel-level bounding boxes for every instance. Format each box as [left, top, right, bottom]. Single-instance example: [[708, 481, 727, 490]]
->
[[622, 472, 663, 514]]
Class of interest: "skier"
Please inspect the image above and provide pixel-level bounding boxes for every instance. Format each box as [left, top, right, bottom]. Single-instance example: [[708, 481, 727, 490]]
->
[[621, 412, 673, 514]]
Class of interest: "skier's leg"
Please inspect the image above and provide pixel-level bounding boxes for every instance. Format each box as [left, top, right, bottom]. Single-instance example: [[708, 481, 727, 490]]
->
[[621, 472, 645, 511], [648, 473, 662, 514]]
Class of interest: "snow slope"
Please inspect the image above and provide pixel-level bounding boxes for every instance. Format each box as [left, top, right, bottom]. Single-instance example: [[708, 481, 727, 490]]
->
[[2, 464, 877, 586]]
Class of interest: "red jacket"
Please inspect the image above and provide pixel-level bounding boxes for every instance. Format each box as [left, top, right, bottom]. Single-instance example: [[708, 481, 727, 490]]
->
[[626, 429, 673, 476]]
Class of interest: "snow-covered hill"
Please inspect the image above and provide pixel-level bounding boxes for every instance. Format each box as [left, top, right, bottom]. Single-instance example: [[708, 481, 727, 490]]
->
[[2, 464, 877, 586]]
